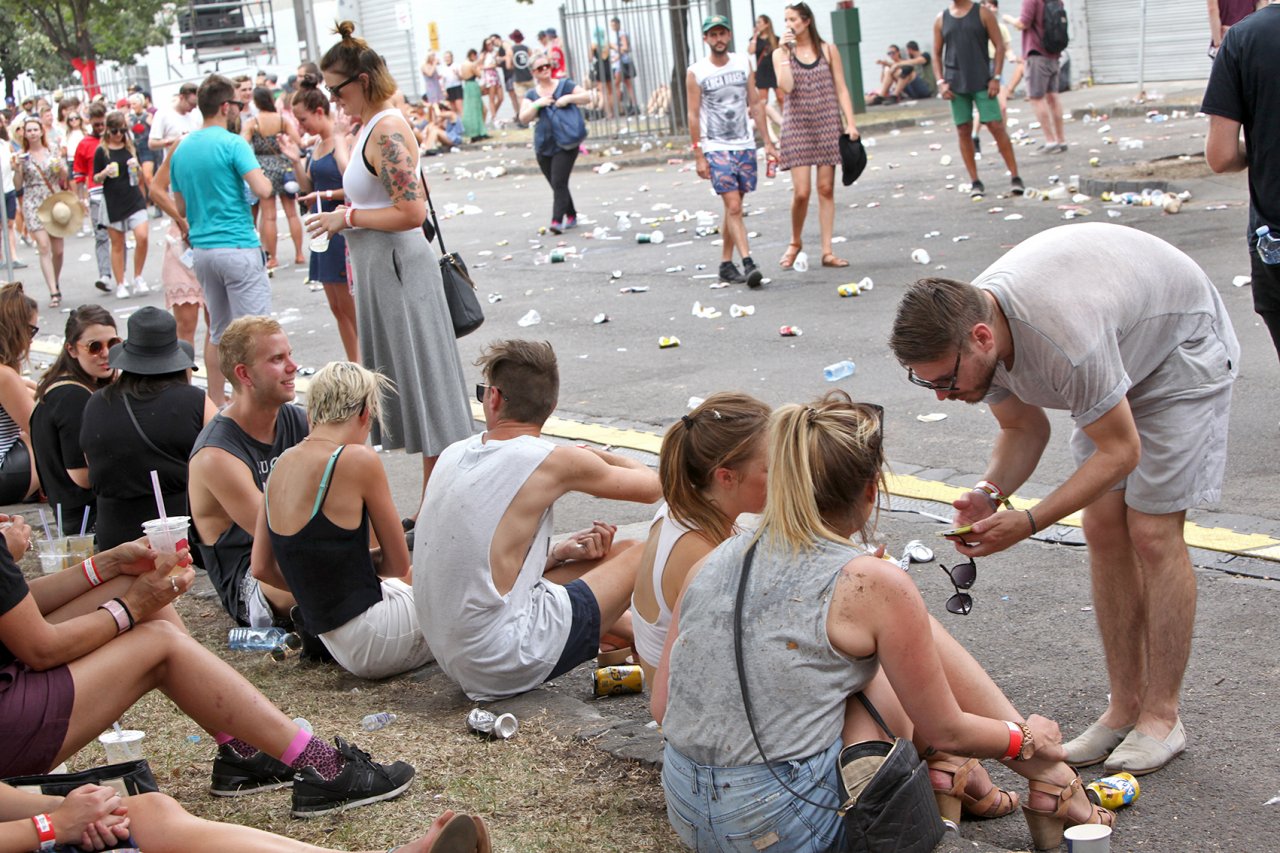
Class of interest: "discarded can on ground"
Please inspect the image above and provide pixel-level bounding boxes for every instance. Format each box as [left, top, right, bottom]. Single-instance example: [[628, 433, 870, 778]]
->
[[549, 249, 567, 263], [1086, 773, 1139, 810], [658, 336, 681, 349], [636, 230, 665, 244], [593, 665, 645, 696], [779, 325, 803, 337], [467, 708, 519, 740], [838, 283, 861, 297]]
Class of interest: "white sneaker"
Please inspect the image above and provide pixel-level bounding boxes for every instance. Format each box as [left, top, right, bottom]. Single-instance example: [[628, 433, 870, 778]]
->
[[132, 275, 150, 294], [115, 282, 131, 299]]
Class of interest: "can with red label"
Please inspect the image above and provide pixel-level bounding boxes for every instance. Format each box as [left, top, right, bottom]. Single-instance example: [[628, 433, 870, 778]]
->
[[779, 325, 803, 337], [592, 665, 645, 696]]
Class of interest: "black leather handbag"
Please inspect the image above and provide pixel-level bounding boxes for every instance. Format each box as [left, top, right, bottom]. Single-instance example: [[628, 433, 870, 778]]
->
[[422, 178, 484, 338], [733, 542, 945, 853]]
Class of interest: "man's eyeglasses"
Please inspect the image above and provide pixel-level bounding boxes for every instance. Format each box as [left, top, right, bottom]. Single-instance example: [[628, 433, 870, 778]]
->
[[328, 74, 362, 99], [475, 383, 499, 404], [940, 557, 977, 615], [223, 100, 245, 110], [82, 337, 121, 356], [906, 349, 962, 392]]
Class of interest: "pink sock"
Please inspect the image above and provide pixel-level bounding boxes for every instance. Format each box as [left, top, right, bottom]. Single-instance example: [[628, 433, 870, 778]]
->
[[279, 728, 312, 766], [214, 732, 234, 746]]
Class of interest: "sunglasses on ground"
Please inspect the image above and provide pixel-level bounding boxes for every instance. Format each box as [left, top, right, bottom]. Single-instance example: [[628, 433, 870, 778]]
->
[[940, 557, 977, 615]]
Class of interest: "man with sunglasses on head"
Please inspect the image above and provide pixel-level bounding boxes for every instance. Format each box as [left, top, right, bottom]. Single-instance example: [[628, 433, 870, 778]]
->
[[889, 222, 1239, 778]]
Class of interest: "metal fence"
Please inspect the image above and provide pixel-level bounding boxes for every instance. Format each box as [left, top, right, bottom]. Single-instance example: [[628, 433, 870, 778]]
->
[[559, 0, 719, 140]]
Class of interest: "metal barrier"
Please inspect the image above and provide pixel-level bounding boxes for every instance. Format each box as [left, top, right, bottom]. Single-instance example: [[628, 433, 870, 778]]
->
[[559, 0, 718, 140]]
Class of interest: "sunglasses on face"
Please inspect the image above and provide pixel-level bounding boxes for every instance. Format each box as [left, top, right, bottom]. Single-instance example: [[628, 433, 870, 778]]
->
[[328, 74, 362, 99], [27, 324, 38, 339], [223, 100, 245, 110], [82, 337, 121, 356], [907, 349, 962, 392], [533, 64, 551, 71], [108, 127, 126, 135], [940, 557, 977, 615]]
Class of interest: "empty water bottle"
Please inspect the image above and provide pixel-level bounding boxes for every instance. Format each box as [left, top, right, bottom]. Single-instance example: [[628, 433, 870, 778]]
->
[[228, 626, 288, 651], [361, 712, 397, 732], [823, 360, 857, 382], [1257, 226, 1280, 265]]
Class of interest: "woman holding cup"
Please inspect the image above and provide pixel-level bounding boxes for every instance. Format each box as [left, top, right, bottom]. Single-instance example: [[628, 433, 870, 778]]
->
[[279, 75, 358, 363], [93, 110, 150, 297]]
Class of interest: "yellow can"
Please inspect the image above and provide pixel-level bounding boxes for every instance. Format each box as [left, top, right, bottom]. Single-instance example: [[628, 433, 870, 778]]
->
[[659, 336, 681, 349], [592, 665, 645, 696], [1086, 772, 1139, 810]]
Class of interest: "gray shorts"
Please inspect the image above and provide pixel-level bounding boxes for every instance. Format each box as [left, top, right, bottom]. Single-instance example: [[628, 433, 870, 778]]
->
[[192, 247, 271, 343], [1025, 55, 1060, 100], [108, 209, 148, 232], [1070, 384, 1232, 516]]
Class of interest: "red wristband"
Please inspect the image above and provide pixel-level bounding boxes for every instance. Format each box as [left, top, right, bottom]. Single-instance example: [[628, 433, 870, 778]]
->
[[82, 556, 102, 587], [1002, 720, 1022, 761], [32, 813, 56, 850]]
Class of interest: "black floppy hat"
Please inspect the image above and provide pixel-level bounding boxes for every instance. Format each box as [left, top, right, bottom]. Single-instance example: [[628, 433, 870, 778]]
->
[[109, 307, 198, 375], [840, 134, 868, 186]]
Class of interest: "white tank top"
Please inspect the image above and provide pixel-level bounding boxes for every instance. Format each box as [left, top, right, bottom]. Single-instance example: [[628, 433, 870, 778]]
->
[[631, 503, 698, 667], [342, 107, 415, 211]]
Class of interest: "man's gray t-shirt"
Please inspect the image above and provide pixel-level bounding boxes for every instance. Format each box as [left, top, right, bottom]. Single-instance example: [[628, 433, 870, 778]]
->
[[979, 223, 1239, 426]]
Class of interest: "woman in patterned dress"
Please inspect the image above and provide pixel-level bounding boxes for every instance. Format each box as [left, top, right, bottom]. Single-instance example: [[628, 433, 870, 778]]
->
[[12, 119, 69, 305], [773, 2, 860, 270], [241, 87, 306, 270]]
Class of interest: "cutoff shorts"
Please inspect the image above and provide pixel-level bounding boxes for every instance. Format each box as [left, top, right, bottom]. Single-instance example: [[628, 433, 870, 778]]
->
[[705, 149, 758, 196], [1025, 55, 1061, 100], [321, 579, 435, 679], [949, 88, 1003, 126], [546, 578, 601, 680]]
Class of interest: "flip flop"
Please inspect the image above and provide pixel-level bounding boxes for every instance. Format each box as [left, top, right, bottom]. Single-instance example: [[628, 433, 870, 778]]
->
[[821, 254, 849, 268], [779, 242, 802, 269], [49, 291, 62, 309]]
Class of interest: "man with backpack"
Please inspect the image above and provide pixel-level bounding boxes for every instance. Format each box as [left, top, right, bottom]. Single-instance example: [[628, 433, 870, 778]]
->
[[1016, 0, 1069, 153]]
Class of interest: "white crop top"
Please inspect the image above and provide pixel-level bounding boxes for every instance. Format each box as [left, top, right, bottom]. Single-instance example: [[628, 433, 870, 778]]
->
[[342, 107, 418, 211], [631, 503, 699, 667]]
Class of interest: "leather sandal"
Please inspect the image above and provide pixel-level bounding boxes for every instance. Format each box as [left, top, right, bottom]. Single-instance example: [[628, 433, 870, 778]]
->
[[929, 757, 1019, 823], [1022, 775, 1116, 850], [821, 253, 849, 268], [48, 290, 62, 309], [779, 242, 802, 269]]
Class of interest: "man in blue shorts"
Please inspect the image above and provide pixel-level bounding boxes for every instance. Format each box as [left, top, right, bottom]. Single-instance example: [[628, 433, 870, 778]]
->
[[687, 15, 775, 288]]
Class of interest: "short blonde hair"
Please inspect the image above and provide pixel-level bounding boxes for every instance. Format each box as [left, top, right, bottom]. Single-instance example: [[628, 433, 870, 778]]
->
[[306, 361, 393, 428], [219, 316, 283, 388]]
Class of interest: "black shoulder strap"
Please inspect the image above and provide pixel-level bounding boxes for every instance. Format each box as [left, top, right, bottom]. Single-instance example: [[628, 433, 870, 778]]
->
[[122, 395, 188, 468], [421, 169, 447, 255]]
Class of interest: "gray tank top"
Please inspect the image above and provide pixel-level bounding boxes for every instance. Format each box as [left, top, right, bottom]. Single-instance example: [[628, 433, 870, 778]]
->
[[942, 3, 991, 93], [663, 531, 879, 766]]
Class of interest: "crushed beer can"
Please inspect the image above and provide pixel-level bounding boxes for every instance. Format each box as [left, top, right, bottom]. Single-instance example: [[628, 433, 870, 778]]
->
[[778, 325, 802, 337], [838, 283, 861, 297], [593, 665, 645, 696], [658, 336, 681, 348], [466, 708, 519, 740], [1086, 773, 1139, 810]]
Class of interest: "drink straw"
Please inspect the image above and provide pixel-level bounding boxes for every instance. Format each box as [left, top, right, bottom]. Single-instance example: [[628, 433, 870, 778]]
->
[[56, 503, 63, 540], [79, 506, 90, 537], [37, 508, 51, 541], [150, 470, 167, 523], [112, 721, 123, 735]]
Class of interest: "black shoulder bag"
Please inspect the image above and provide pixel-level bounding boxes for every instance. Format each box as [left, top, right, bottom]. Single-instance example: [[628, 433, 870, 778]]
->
[[733, 542, 945, 853], [421, 173, 485, 338]]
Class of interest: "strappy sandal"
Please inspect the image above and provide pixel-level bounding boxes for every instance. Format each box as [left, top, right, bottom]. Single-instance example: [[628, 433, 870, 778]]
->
[[779, 242, 802, 269], [48, 291, 62, 309], [1023, 775, 1116, 850], [929, 757, 1019, 824], [821, 253, 849, 268]]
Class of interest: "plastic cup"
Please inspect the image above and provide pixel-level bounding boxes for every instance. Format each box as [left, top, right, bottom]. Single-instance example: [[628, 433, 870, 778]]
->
[[64, 534, 95, 566], [108, 162, 120, 178], [309, 232, 330, 253], [1064, 824, 1112, 853], [34, 538, 70, 574], [98, 729, 145, 764], [142, 516, 190, 575]]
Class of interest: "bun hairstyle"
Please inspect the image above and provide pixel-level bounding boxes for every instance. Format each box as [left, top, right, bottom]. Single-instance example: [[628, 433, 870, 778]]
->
[[660, 393, 771, 544], [291, 74, 330, 113], [757, 390, 886, 553], [320, 20, 398, 104]]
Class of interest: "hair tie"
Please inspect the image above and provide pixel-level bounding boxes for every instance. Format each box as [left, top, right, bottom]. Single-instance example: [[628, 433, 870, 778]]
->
[[681, 414, 695, 429], [806, 406, 819, 424]]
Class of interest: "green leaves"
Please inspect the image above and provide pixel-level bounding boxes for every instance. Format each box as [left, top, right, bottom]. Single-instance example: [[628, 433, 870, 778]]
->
[[0, 0, 173, 67]]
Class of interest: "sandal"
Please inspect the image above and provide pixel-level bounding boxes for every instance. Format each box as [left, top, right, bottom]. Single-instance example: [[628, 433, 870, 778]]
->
[[929, 757, 1019, 823], [48, 291, 62, 309], [779, 242, 802, 269], [821, 253, 849, 268], [1023, 775, 1116, 850]]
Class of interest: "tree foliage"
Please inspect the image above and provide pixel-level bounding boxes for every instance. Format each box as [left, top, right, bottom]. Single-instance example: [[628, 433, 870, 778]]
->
[[0, 0, 172, 67]]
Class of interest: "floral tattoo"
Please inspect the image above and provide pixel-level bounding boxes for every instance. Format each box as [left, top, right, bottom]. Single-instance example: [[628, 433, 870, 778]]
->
[[377, 132, 421, 202]]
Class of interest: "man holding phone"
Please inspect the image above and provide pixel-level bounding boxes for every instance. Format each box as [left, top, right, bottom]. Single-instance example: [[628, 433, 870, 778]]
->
[[889, 223, 1239, 777]]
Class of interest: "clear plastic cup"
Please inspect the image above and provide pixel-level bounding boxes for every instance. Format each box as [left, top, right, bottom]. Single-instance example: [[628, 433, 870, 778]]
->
[[64, 534, 95, 566], [142, 517, 190, 575], [306, 214, 329, 252], [98, 729, 145, 763], [34, 538, 70, 574]]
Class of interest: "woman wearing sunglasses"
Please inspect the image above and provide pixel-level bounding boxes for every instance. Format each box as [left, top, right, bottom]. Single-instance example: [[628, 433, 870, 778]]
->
[[0, 283, 40, 505], [31, 305, 118, 535], [518, 51, 590, 234], [92, 111, 150, 298], [653, 391, 1113, 851]]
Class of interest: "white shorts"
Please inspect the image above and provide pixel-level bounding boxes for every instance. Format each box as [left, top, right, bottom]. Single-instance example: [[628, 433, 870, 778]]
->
[[241, 572, 275, 628], [108, 209, 148, 232], [320, 579, 434, 679]]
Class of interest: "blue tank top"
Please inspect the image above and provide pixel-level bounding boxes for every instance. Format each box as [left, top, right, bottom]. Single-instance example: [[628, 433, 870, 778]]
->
[[308, 149, 344, 211]]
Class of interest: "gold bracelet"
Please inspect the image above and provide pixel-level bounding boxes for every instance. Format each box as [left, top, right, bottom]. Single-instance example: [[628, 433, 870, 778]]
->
[[1015, 721, 1034, 761]]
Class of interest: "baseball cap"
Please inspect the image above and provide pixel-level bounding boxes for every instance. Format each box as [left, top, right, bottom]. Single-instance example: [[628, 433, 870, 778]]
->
[[545, 27, 557, 37], [702, 14, 731, 33]]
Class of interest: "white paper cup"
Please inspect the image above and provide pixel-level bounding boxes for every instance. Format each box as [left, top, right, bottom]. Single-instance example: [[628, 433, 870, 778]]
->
[[99, 729, 145, 763], [34, 538, 70, 574], [1065, 824, 1112, 853]]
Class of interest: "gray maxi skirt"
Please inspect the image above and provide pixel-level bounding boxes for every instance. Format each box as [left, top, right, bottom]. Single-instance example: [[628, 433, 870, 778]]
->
[[344, 227, 474, 456]]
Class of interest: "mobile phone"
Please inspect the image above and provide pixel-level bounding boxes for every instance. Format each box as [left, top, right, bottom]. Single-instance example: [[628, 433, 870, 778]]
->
[[938, 525, 974, 538]]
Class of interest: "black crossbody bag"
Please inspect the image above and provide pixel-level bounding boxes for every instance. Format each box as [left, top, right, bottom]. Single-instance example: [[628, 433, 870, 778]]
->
[[421, 175, 484, 338]]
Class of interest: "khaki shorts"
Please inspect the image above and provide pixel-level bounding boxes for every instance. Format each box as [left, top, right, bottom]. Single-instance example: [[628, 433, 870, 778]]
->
[[320, 579, 435, 679], [1025, 55, 1060, 100]]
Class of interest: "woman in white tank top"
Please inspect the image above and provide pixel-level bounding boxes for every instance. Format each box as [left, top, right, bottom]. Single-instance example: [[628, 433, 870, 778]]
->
[[631, 393, 770, 684]]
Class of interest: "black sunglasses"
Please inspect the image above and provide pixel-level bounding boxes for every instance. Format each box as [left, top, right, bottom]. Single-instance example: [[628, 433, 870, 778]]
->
[[27, 324, 38, 339], [475, 383, 500, 404], [940, 557, 977, 615], [223, 99, 245, 110], [83, 337, 121, 355], [107, 127, 126, 135], [328, 74, 362, 99], [907, 349, 962, 392], [532, 64, 551, 71]]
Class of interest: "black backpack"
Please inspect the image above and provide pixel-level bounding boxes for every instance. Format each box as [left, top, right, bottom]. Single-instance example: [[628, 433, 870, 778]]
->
[[1042, 0, 1069, 54]]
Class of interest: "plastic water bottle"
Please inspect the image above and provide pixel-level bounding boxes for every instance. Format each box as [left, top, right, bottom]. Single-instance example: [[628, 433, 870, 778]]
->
[[1256, 226, 1280, 265], [228, 626, 288, 651], [361, 712, 397, 732], [823, 360, 857, 382]]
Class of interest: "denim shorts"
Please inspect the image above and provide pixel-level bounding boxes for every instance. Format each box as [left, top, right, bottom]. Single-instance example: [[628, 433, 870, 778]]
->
[[662, 738, 846, 852], [545, 578, 601, 680]]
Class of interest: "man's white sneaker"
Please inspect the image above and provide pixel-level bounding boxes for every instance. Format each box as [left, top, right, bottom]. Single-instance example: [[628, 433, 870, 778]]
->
[[132, 276, 150, 294], [115, 282, 131, 300]]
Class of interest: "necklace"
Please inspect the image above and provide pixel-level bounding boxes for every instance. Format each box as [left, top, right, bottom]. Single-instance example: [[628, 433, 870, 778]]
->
[[304, 435, 341, 444]]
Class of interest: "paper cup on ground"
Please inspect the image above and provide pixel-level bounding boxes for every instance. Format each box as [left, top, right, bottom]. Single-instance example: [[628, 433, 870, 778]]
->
[[34, 538, 70, 574], [99, 729, 145, 763], [142, 517, 190, 574], [1065, 824, 1112, 852]]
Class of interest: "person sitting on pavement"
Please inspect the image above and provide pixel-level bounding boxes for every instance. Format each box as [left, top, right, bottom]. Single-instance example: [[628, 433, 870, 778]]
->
[[896, 40, 939, 100], [79, 307, 215, 551], [253, 361, 433, 679], [0, 782, 491, 853], [415, 339, 662, 702], [631, 393, 770, 686], [188, 316, 306, 628], [0, 518, 416, 819], [652, 392, 1114, 851], [31, 305, 118, 537], [868, 44, 906, 104], [0, 284, 41, 505]]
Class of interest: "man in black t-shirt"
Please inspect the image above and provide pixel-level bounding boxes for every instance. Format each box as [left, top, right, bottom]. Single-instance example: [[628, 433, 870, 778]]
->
[[509, 30, 534, 104], [1203, 1, 1280, 363], [188, 316, 307, 626]]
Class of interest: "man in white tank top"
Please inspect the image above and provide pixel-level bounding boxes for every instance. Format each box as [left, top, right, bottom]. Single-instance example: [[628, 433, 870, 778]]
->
[[414, 340, 662, 701], [687, 16, 774, 289]]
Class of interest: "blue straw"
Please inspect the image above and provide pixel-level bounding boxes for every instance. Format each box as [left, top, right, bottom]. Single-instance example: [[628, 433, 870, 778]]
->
[[37, 508, 51, 541], [79, 506, 90, 537]]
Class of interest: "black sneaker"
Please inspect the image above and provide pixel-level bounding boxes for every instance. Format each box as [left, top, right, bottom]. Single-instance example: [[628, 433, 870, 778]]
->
[[719, 261, 746, 284], [210, 745, 295, 797], [291, 737, 415, 818], [970, 180, 986, 199], [1010, 176, 1025, 196], [743, 258, 764, 289]]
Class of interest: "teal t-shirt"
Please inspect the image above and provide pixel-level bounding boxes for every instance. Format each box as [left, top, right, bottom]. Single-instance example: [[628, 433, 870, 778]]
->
[[170, 127, 261, 249]]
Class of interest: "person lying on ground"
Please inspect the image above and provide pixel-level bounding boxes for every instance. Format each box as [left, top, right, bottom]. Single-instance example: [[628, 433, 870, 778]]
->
[[253, 362, 433, 679], [0, 518, 415, 818], [415, 339, 662, 701]]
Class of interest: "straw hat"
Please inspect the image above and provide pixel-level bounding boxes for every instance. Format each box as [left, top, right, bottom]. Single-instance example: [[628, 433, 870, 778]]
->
[[36, 191, 84, 238]]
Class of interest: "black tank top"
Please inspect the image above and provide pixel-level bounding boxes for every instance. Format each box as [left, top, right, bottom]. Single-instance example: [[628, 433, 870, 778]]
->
[[942, 3, 991, 93]]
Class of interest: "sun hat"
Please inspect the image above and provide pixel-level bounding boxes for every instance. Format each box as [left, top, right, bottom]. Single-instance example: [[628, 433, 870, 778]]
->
[[36, 191, 84, 238], [109, 307, 198, 375]]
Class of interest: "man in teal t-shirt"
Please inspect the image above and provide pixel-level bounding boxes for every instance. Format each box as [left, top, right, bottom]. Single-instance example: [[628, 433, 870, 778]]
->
[[169, 74, 272, 384]]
